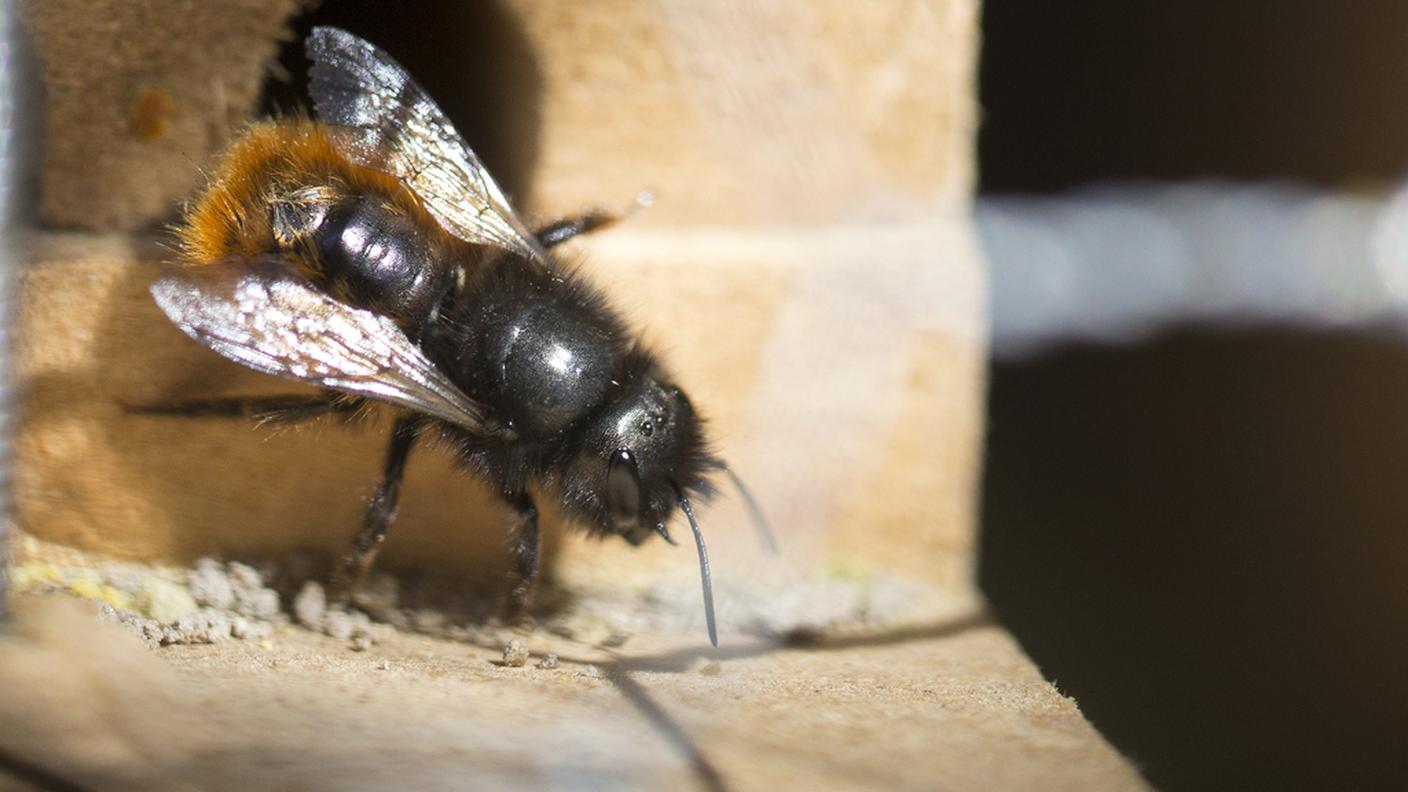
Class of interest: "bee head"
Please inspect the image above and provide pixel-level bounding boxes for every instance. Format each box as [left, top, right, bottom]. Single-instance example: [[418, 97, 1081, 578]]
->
[[562, 370, 715, 544], [559, 356, 730, 645], [558, 357, 761, 647]]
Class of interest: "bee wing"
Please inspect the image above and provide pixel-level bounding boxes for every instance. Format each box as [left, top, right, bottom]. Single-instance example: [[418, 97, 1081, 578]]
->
[[151, 257, 503, 435], [306, 26, 546, 263]]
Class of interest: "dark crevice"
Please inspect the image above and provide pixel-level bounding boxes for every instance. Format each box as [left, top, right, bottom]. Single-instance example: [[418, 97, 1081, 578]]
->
[[262, 0, 541, 203], [980, 2, 1408, 788]]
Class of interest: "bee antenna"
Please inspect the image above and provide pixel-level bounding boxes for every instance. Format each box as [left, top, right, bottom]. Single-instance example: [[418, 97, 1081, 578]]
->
[[676, 488, 718, 647], [718, 462, 779, 554]]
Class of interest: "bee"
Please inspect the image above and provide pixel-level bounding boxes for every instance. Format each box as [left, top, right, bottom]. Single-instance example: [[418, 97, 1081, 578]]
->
[[142, 27, 772, 645]]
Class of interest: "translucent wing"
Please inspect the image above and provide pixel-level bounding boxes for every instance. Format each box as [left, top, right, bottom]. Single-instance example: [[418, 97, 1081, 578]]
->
[[152, 257, 504, 436], [305, 26, 546, 262]]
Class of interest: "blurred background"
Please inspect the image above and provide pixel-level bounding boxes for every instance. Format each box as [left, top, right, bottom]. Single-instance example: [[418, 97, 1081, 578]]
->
[[977, 1, 1408, 790]]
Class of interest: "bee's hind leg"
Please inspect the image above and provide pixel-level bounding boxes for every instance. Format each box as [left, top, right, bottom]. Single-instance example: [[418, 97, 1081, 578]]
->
[[331, 413, 422, 601], [533, 192, 653, 248], [127, 393, 359, 424], [502, 490, 540, 622]]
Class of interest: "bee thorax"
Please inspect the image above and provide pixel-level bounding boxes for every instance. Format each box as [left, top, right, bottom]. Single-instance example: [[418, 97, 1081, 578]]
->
[[465, 294, 619, 439]]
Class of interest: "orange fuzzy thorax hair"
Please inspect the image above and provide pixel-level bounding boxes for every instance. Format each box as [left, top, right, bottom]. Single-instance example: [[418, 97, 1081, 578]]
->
[[176, 120, 431, 268]]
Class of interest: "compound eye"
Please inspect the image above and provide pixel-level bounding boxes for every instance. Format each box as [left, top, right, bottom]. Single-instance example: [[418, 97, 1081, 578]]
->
[[607, 449, 642, 530]]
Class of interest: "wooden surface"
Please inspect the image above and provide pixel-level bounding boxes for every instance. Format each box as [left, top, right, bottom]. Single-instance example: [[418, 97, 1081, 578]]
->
[[0, 597, 1150, 792], [503, 0, 977, 224], [20, 0, 307, 231]]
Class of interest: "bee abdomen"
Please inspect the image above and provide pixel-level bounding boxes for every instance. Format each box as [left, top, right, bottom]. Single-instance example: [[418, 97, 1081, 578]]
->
[[290, 195, 450, 330]]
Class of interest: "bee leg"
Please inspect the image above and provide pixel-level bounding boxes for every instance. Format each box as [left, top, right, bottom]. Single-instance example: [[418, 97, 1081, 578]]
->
[[127, 393, 359, 424], [331, 414, 421, 601], [535, 192, 653, 247], [534, 210, 622, 249], [503, 491, 540, 621]]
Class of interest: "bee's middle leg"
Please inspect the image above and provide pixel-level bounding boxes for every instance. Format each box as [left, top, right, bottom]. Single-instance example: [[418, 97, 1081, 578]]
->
[[503, 491, 540, 621], [331, 413, 421, 600], [128, 393, 359, 423]]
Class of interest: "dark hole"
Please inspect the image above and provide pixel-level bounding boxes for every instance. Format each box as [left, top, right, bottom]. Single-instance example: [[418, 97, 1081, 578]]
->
[[979, 1, 1408, 193], [261, 0, 541, 203], [979, 2, 1408, 790]]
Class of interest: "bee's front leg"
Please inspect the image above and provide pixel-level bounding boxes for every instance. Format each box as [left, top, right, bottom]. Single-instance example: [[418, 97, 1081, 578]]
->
[[534, 211, 620, 249], [533, 192, 652, 249], [331, 413, 421, 601], [502, 491, 540, 621]]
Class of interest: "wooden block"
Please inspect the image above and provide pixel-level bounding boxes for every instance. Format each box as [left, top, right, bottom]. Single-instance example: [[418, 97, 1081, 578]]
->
[[16, 220, 984, 603], [19, 0, 305, 231], [503, 0, 978, 224], [14, 0, 986, 607]]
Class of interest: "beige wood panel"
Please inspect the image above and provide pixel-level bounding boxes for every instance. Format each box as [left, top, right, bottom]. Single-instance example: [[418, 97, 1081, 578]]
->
[[16, 220, 983, 607], [20, 0, 308, 231]]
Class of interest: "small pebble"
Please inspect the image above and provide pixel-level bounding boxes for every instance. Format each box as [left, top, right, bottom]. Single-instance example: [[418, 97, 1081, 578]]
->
[[536, 654, 560, 670], [323, 610, 356, 641], [204, 612, 232, 643], [351, 632, 373, 652], [187, 558, 235, 610], [227, 561, 263, 591], [228, 562, 280, 619], [580, 664, 603, 679], [245, 588, 281, 621], [502, 639, 529, 667], [699, 661, 722, 677], [137, 578, 199, 623], [162, 610, 232, 645], [293, 581, 327, 630]]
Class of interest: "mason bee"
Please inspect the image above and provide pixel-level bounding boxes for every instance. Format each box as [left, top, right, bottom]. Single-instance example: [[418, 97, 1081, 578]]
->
[[143, 27, 771, 645]]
